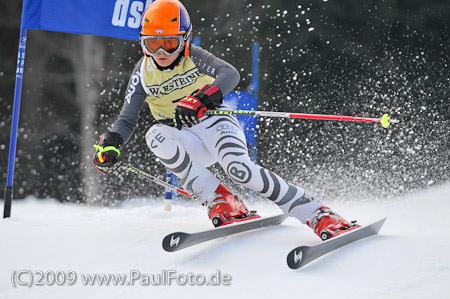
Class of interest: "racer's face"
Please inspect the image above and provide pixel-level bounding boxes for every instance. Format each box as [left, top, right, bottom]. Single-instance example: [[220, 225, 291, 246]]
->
[[153, 52, 179, 67]]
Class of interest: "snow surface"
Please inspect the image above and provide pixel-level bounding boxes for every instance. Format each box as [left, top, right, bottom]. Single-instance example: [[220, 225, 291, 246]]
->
[[1, 183, 449, 299]]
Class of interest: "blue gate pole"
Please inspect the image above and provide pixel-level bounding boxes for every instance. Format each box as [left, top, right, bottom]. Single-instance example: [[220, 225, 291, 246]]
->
[[247, 42, 259, 202], [250, 42, 259, 163], [164, 169, 174, 211], [3, 28, 28, 218]]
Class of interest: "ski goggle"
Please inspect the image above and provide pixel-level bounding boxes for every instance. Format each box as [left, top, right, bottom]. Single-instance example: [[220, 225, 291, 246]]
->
[[140, 35, 185, 57]]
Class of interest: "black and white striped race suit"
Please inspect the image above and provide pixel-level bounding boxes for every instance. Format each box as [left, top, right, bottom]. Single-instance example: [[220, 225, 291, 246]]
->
[[109, 45, 322, 223]]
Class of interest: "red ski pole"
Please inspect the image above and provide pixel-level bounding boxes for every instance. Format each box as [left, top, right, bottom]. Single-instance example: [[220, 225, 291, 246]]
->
[[204, 110, 398, 128], [121, 163, 193, 199]]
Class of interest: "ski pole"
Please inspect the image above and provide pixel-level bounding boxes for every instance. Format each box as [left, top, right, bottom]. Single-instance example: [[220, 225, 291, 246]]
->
[[121, 163, 194, 199], [204, 110, 399, 128]]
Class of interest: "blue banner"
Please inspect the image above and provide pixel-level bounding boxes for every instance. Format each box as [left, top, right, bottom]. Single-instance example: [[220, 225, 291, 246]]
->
[[21, 0, 154, 40]]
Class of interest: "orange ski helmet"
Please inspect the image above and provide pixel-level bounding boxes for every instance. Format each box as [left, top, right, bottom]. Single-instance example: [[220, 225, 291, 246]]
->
[[140, 0, 192, 57]]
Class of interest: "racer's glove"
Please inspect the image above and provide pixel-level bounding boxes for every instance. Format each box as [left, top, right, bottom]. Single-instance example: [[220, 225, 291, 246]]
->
[[92, 132, 123, 174], [173, 84, 223, 130]]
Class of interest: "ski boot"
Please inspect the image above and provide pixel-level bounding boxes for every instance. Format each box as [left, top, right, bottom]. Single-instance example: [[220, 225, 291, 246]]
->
[[307, 206, 360, 241], [207, 184, 259, 227]]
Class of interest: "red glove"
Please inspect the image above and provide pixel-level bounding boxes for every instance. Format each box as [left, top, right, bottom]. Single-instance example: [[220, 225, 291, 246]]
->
[[173, 84, 223, 130], [173, 96, 207, 130]]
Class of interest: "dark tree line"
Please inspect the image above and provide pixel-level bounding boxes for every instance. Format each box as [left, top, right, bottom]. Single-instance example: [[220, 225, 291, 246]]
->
[[1, 0, 449, 204]]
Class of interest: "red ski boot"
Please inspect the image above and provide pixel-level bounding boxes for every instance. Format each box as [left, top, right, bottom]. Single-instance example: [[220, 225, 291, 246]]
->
[[207, 184, 259, 227], [307, 206, 360, 241]]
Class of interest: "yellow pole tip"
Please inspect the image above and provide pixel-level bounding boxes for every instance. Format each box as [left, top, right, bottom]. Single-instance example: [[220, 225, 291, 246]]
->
[[381, 114, 391, 128]]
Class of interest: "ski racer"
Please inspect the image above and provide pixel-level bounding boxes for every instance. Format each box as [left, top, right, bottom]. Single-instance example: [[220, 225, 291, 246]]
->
[[92, 0, 359, 240]]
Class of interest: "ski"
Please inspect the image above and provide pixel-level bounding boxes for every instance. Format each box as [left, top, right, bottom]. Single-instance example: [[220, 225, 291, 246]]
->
[[162, 214, 288, 252], [287, 217, 387, 269]]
